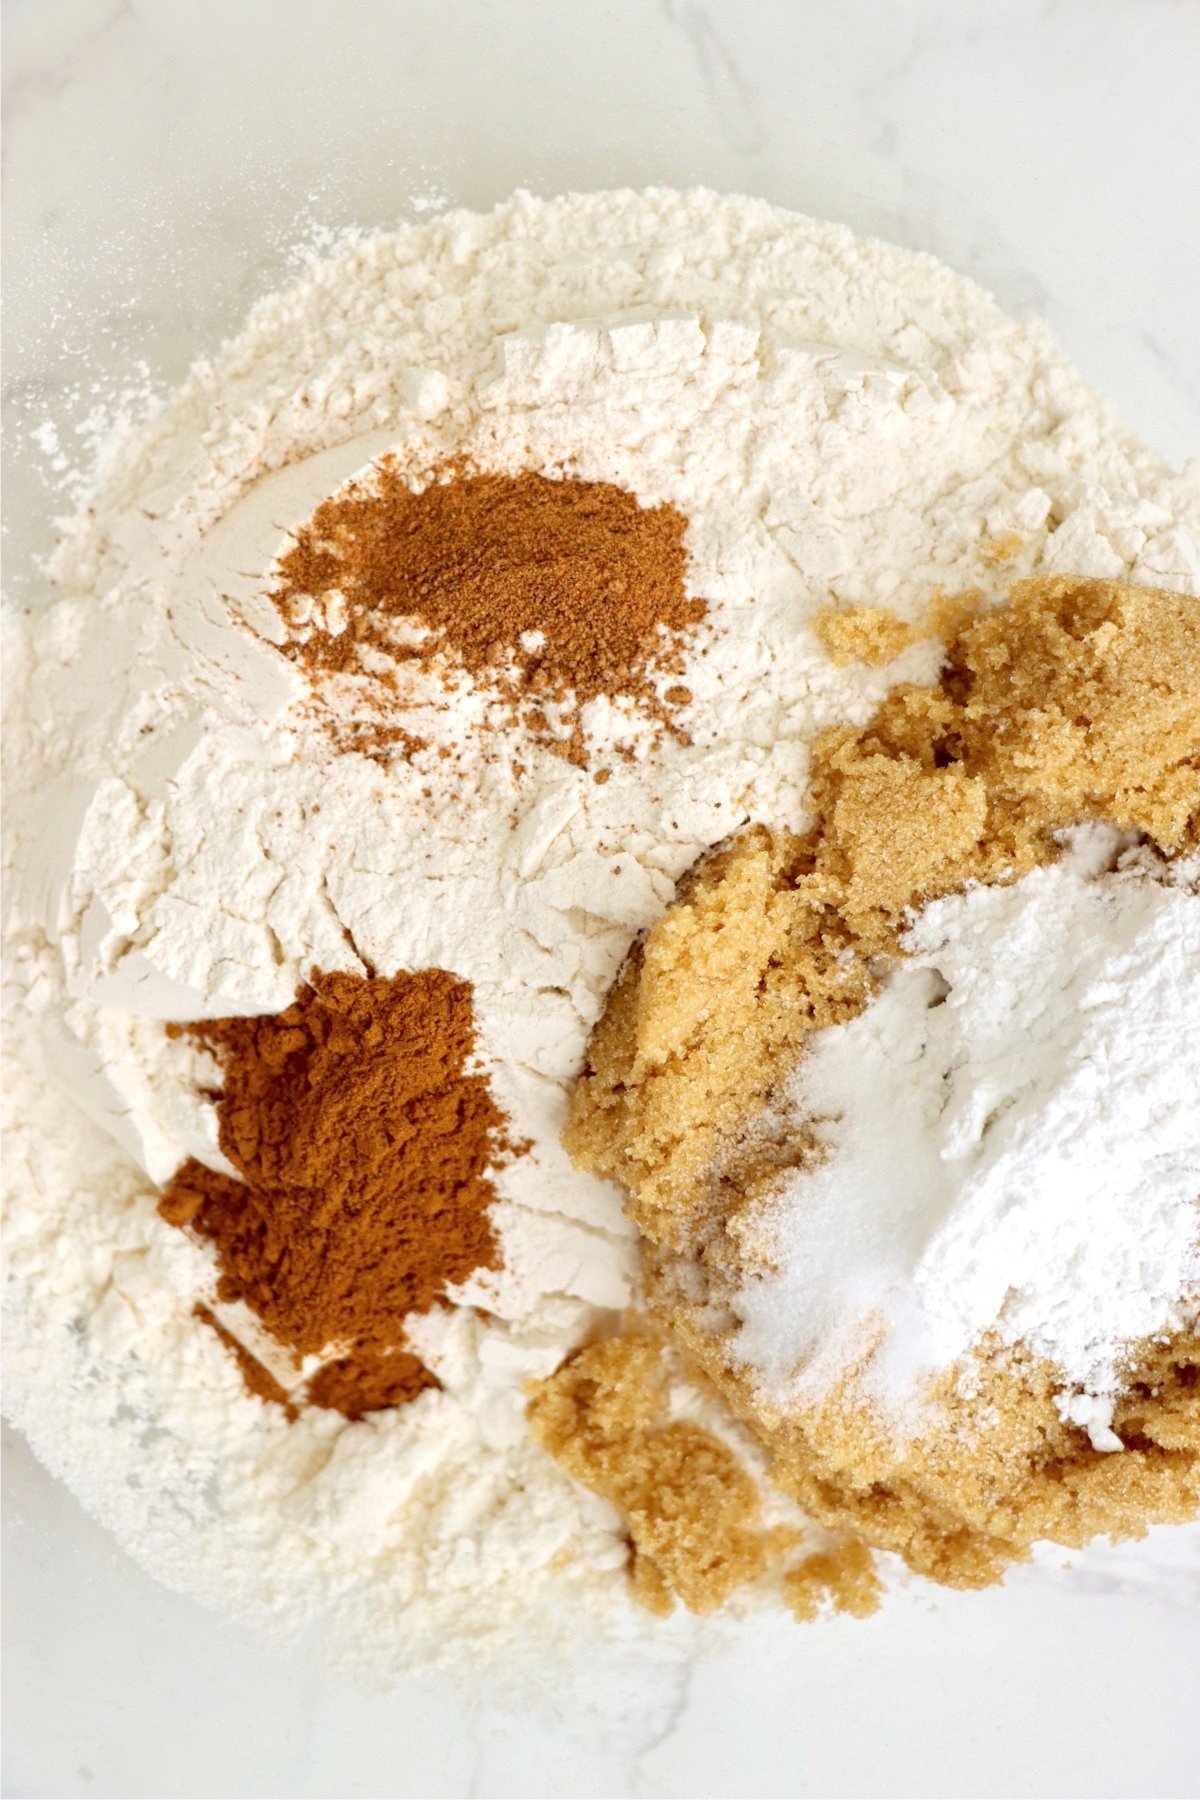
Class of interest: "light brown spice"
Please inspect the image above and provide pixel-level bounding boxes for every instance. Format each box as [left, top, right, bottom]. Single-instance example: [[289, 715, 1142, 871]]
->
[[161, 969, 520, 1418], [329, 718, 427, 766], [273, 463, 704, 761]]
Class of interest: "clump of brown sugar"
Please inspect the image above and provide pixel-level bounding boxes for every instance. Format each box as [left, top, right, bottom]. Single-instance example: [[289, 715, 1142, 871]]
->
[[656, 1302, 1200, 1590], [812, 602, 925, 667], [272, 462, 705, 763], [812, 589, 980, 667], [528, 1326, 885, 1619], [785, 1540, 882, 1622], [569, 575, 1200, 1230], [161, 969, 520, 1419], [527, 1329, 798, 1615], [550, 574, 1200, 1598]]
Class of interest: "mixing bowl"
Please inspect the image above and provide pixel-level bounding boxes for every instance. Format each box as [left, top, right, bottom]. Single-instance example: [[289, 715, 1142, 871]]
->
[[4, 3, 1198, 1794]]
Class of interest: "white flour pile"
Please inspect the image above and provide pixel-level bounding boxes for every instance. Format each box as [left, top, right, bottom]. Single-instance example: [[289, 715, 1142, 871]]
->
[[5, 188, 1200, 1674], [734, 829, 1200, 1450]]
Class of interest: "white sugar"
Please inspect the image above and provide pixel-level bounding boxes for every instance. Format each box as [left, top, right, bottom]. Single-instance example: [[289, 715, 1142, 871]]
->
[[734, 830, 1200, 1449]]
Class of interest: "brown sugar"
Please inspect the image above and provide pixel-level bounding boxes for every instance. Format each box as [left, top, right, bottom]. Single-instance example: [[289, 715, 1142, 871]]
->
[[547, 573, 1200, 1606], [161, 969, 521, 1418], [528, 1325, 885, 1621], [272, 463, 705, 761], [527, 1329, 798, 1616], [567, 575, 1200, 1227], [785, 1540, 883, 1622], [812, 602, 924, 667], [812, 590, 982, 668]]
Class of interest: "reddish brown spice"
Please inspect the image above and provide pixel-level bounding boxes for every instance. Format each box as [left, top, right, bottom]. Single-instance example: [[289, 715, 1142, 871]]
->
[[162, 970, 520, 1418]]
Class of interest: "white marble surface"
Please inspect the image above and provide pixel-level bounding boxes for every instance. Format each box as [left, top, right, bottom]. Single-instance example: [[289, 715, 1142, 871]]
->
[[3, 2, 1199, 1794]]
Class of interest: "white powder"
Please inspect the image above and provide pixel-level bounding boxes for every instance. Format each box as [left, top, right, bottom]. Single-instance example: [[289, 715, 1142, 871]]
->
[[5, 189, 1200, 1671], [734, 830, 1200, 1449]]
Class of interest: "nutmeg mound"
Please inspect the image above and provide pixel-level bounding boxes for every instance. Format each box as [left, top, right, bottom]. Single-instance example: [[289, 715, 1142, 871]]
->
[[539, 575, 1200, 1609], [273, 463, 705, 760]]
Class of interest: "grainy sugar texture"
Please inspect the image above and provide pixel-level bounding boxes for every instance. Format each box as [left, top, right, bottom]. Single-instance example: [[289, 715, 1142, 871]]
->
[[562, 577, 1200, 1603]]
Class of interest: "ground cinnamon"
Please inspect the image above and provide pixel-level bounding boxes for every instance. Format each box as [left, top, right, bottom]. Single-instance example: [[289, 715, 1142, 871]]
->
[[273, 464, 704, 760], [192, 1304, 298, 1420], [160, 969, 519, 1418]]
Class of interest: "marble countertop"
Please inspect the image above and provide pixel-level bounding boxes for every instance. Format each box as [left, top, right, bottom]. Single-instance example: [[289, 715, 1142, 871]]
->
[[3, 2, 1198, 1795]]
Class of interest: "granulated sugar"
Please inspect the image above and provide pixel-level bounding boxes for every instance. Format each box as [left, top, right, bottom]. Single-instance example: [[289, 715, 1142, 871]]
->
[[5, 189, 1200, 1673], [735, 831, 1200, 1448]]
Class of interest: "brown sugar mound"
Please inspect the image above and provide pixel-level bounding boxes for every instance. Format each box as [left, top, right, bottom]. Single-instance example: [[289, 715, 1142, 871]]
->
[[160, 969, 519, 1418], [527, 1328, 874, 1620], [527, 1332, 792, 1615], [528, 1332, 888, 1627], [273, 463, 705, 761], [546, 574, 1200, 1604], [656, 1311, 1200, 1591]]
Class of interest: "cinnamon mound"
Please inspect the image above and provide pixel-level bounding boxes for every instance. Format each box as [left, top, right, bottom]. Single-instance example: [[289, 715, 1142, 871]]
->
[[545, 575, 1200, 1604], [161, 969, 518, 1418]]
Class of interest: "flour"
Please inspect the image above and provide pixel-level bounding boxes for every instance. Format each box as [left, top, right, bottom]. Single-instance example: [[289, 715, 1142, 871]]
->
[[734, 830, 1200, 1449], [5, 189, 1200, 1672]]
